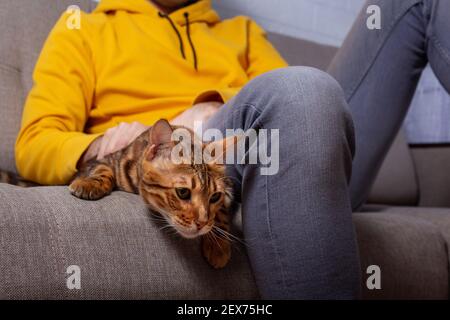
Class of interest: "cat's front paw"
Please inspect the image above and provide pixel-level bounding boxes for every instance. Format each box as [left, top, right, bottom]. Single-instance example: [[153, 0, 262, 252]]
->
[[69, 177, 112, 200], [202, 235, 231, 269]]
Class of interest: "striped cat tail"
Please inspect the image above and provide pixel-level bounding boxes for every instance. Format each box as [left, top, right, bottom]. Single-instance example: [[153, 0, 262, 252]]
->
[[0, 170, 39, 187]]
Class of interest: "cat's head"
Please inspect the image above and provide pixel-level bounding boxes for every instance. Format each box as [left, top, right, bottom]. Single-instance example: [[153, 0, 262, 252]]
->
[[139, 119, 236, 239]]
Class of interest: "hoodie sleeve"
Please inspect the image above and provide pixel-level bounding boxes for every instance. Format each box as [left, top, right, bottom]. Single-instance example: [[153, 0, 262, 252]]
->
[[15, 12, 102, 185], [246, 20, 288, 79]]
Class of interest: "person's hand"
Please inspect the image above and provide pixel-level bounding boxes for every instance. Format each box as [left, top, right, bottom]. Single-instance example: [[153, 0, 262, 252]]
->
[[80, 121, 149, 165], [79, 101, 222, 166], [170, 101, 222, 129]]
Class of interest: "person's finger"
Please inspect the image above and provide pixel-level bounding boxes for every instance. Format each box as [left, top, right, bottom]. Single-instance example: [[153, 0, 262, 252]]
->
[[97, 128, 113, 160], [130, 122, 148, 142], [118, 122, 140, 148], [117, 122, 145, 150], [107, 122, 140, 156], [97, 122, 149, 160], [104, 123, 125, 156], [129, 130, 143, 144], [115, 129, 133, 151]]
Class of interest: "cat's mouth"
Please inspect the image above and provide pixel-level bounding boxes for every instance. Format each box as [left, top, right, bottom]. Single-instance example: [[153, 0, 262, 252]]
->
[[156, 212, 213, 239], [177, 229, 201, 239], [176, 225, 212, 239]]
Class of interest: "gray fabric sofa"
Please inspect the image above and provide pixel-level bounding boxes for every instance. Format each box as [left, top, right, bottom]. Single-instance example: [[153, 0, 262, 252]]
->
[[1, 0, 449, 300]]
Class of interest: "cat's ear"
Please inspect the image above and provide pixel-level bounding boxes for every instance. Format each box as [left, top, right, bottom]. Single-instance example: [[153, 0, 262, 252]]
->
[[205, 134, 242, 165], [145, 119, 174, 161], [144, 144, 157, 161], [150, 119, 174, 146]]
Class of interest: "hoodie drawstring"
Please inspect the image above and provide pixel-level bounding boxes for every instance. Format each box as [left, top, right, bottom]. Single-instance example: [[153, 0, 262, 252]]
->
[[184, 12, 198, 71], [158, 12, 186, 60], [158, 12, 198, 71]]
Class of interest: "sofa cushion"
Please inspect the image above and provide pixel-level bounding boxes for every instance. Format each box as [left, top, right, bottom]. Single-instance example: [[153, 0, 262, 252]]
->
[[362, 204, 450, 253], [410, 146, 450, 207], [366, 130, 419, 206], [354, 208, 449, 300], [354, 205, 450, 299], [0, 184, 258, 299]]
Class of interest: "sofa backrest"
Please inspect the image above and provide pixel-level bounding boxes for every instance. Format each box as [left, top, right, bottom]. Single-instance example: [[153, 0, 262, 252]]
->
[[0, 0, 95, 173], [0, 0, 419, 205]]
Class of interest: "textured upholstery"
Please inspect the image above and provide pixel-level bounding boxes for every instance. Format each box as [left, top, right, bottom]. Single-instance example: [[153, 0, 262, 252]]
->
[[0, 184, 258, 299], [411, 146, 450, 207], [1, 183, 448, 299], [356, 206, 450, 299]]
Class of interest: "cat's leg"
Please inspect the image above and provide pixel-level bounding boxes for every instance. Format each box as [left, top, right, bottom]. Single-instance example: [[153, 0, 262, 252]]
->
[[69, 163, 115, 200], [202, 208, 231, 269]]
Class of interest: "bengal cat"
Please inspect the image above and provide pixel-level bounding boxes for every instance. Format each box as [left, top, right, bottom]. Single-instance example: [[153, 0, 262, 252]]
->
[[0, 119, 237, 269]]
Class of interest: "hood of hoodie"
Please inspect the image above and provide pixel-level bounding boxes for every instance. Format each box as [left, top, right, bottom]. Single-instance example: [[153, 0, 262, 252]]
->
[[94, 0, 220, 26]]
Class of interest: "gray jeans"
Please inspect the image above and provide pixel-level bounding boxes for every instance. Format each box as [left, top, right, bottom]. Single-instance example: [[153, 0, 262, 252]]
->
[[206, 0, 450, 299]]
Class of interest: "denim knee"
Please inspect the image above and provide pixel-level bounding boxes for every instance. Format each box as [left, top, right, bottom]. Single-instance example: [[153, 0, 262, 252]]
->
[[238, 66, 353, 135]]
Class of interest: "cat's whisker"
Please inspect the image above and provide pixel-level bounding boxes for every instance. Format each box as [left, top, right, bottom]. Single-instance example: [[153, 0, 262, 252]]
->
[[159, 224, 173, 231], [207, 232, 223, 251], [212, 226, 232, 240], [212, 225, 231, 237], [218, 227, 242, 241], [152, 218, 169, 225], [212, 227, 233, 242], [211, 228, 234, 248], [150, 215, 166, 222], [148, 211, 164, 218], [165, 228, 182, 240], [213, 226, 248, 247]]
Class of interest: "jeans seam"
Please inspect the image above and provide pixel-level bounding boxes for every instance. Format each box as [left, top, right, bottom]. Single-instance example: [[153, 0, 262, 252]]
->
[[230, 102, 261, 174], [264, 173, 289, 293], [232, 102, 263, 118], [430, 35, 450, 67], [234, 100, 289, 293], [347, 2, 422, 102]]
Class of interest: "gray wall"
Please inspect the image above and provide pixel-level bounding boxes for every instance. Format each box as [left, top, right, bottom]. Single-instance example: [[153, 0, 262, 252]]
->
[[213, 0, 365, 46]]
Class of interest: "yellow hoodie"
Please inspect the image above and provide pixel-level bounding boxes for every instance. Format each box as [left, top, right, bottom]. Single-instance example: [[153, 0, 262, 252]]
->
[[16, 0, 287, 185]]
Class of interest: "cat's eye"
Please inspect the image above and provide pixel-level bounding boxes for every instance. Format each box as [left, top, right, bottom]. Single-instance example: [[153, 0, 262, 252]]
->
[[209, 192, 222, 204], [176, 188, 191, 200]]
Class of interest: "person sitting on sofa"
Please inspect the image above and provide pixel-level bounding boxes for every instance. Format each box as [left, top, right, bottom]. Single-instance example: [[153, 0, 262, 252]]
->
[[15, 0, 450, 299]]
